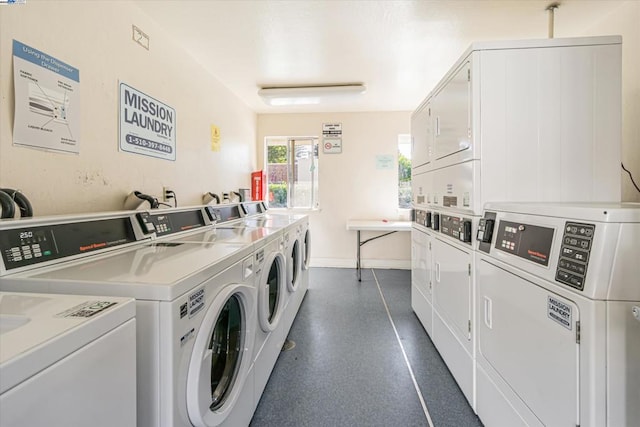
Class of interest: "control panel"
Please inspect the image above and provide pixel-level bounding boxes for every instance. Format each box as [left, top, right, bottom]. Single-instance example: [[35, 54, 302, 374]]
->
[[242, 202, 266, 216], [493, 220, 554, 266], [147, 209, 206, 237], [432, 213, 440, 231], [440, 214, 472, 244], [414, 209, 432, 228], [205, 205, 243, 223], [0, 218, 137, 271], [555, 222, 594, 290]]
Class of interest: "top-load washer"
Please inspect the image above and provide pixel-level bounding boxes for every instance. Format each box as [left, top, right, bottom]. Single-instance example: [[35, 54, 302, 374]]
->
[[0, 208, 258, 427], [474, 202, 640, 427], [0, 291, 136, 427]]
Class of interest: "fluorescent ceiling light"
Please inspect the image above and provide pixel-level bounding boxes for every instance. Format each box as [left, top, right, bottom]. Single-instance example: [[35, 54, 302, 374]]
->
[[258, 84, 366, 106]]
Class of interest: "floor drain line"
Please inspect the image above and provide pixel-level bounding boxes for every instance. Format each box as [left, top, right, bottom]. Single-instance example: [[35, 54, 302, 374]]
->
[[372, 269, 435, 427], [282, 339, 296, 351]]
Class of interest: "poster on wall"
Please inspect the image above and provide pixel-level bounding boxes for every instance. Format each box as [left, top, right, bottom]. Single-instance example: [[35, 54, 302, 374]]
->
[[323, 138, 342, 154], [376, 154, 394, 170], [119, 82, 176, 161], [12, 40, 80, 154]]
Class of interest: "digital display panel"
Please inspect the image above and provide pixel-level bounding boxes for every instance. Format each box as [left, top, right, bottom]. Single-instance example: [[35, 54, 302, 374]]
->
[[0, 218, 136, 270]]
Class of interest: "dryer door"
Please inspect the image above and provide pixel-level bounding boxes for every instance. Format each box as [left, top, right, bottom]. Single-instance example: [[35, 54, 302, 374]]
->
[[187, 284, 255, 427], [287, 238, 301, 292], [257, 251, 286, 332], [477, 259, 580, 427], [302, 229, 311, 270]]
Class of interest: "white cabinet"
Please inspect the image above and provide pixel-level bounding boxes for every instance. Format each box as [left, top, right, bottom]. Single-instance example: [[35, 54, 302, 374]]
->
[[412, 36, 622, 215], [411, 226, 433, 335], [431, 61, 471, 168], [410, 101, 433, 175]]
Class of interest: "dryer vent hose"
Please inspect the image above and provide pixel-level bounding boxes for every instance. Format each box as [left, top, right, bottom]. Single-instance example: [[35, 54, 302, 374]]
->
[[0, 188, 34, 218], [0, 190, 16, 219]]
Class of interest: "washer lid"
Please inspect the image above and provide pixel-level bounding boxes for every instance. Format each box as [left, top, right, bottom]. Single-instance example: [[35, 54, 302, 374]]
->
[[167, 227, 266, 246], [6, 242, 253, 301], [0, 291, 134, 393]]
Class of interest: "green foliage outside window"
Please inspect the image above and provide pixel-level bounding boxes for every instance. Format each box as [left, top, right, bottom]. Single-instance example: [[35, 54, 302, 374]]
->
[[268, 145, 287, 164], [268, 183, 287, 207], [398, 153, 411, 182]]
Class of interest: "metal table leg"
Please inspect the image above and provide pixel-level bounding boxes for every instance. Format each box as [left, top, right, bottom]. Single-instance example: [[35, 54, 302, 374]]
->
[[357, 230, 361, 281], [355, 230, 397, 282]]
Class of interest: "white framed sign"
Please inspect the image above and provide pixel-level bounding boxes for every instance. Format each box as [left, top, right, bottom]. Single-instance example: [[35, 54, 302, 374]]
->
[[376, 154, 394, 170], [323, 138, 342, 154], [119, 82, 176, 161], [12, 40, 81, 154], [322, 123, 342, 139]]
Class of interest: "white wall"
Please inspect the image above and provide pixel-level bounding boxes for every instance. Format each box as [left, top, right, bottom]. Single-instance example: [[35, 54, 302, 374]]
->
[[579, 0, 640, 202], [0, 1, 256, 216], [258, 112, 411, 269]]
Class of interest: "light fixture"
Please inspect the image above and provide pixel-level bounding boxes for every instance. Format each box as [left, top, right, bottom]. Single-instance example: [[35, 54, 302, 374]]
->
[[258, 83, 366, 106]]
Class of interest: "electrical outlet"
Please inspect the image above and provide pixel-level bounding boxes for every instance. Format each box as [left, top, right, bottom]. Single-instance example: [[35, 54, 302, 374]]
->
[[163, 186, 172, 202]]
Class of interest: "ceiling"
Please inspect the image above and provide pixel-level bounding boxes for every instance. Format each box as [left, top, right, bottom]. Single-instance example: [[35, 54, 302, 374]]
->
[[132, 0, 625, 114]]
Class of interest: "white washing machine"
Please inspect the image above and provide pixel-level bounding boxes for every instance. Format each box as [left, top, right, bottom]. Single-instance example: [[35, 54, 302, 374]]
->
[[160, 203, 289, 416], [240, 202, 309, 336], [0, 291, 136, 427], [475, 203, 640, 427], [411, 209, 434, 336], [282, 220, 304, 335], [0, 209, 257, 427], [252, 232, 287, 410], [299, 214, 311, 301]]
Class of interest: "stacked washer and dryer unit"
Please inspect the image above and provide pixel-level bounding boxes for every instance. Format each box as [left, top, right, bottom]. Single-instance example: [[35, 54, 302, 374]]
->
[[0, 203, 309, 427], [410, 35, 632, 425]]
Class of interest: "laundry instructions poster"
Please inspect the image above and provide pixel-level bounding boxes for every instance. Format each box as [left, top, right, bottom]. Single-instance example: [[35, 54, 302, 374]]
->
[[12, 40, 80, 154]]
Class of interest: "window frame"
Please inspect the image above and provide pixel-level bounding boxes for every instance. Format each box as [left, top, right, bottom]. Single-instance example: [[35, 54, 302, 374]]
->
[[264, 136, 319, 210]]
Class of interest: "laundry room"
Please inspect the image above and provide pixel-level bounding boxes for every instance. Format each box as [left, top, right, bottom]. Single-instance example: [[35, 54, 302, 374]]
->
[[0, 1, 639, 427]]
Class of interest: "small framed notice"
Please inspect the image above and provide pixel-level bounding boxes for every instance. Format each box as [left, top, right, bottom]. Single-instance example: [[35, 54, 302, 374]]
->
[[323, 138, 342, 154]]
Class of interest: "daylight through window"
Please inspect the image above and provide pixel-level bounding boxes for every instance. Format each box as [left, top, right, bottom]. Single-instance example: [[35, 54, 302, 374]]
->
[[398, 134, 412, 209], [265, 137, 319, 209]]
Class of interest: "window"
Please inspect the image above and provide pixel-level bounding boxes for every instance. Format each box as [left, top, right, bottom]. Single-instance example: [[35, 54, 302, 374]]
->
[[398, 134, 412, 209], [265, 137, 319, 209]]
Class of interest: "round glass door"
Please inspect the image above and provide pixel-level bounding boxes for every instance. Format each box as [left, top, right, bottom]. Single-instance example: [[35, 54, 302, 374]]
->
[[267, 257, 281, 322], [258, 252, 285, 332], [288, 240, 301, 292], [187, 284, 254, 427], [209, 295, 243, 410], [303, 229, 311, 269]]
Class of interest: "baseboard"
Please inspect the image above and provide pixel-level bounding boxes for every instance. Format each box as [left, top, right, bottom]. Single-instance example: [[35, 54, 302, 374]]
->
[[310, 258, 410, 270]]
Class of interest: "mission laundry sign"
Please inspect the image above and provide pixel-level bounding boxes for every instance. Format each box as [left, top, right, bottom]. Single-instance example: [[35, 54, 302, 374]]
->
[[119, 82, 176, 161]]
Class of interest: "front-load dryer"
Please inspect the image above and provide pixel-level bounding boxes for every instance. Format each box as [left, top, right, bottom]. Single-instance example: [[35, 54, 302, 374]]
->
[[0, 211, 257, 427], [411, 208, 435, 336], [0, 291, 136, 427], [475, 203, 640, 427]]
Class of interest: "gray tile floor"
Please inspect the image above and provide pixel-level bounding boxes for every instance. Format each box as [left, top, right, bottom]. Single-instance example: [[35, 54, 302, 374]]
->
[[250, 267, 483, 427]]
